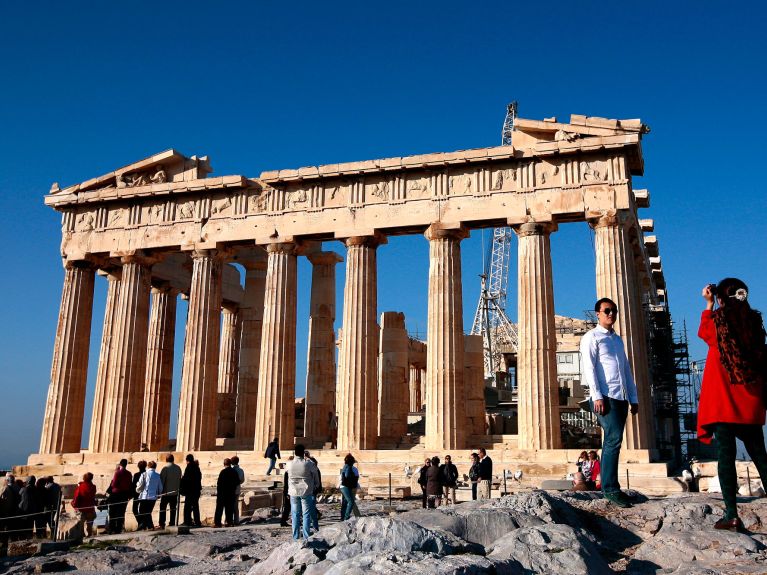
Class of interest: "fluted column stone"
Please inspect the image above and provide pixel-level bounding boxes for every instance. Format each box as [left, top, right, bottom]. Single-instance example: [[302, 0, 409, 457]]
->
[[515, 222, 561, 450], [234, 255, 267, 444], [464, 334, 487, 437], [591, 211, 654, 450], [337, 235, 384, 451], [254, 243, 298, 452], [96, 255, 153, 452], [88, 269, 121, 452], [40, 261, 96, 454], [425, 224, 468, 451], [304, 251, 342, 443], [141, 285, 177, 451], [378, 312, 410, 441], [409, 365, 422, 412], [217, 304, 241, 438], [176, 250, 224, 452]]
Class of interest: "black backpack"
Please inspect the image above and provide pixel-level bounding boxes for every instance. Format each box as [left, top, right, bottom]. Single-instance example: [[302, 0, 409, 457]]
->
[[341, 466, 358, 489]]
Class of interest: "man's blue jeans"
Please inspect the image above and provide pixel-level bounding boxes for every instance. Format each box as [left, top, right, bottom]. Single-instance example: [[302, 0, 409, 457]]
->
[[594, 397, 628, 494], [266, 457, 277, 475], [290, 495, 316, 540], [339, 486, 356, 520]]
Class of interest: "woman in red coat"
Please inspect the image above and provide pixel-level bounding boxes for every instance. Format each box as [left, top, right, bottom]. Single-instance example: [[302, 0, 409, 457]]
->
[[71, 473, 97, 536], [698, 278, 767, 531]]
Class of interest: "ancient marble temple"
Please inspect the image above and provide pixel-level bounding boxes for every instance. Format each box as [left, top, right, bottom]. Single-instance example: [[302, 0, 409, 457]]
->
[[39, 114, 667, 457]]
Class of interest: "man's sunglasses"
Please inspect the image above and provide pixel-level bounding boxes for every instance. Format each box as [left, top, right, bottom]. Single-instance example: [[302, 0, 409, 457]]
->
[[600, 308, 618, 315]]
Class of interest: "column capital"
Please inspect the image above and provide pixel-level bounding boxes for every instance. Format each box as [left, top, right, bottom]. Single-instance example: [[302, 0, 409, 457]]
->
[[265, 241, 297, 255], [307, 251, 343, 266], [424, 224, 469, 242], [588, 210, 631, 230], [150, 282, 178, 296], [343, 233, 387, 248], [189, 247, 233, 261], [63, 258, 98, 271], [116, 250, 159, 267], [514, 221, 557, 237]]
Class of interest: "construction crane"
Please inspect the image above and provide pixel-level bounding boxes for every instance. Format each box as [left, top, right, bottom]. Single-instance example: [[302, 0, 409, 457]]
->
[[470, 102, 519, 384]]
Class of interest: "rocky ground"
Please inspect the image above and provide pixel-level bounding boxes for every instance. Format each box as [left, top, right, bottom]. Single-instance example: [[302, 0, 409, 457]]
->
[[2, 491, 767, 574]]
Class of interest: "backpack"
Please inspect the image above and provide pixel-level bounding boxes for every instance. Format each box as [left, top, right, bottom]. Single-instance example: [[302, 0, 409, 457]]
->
[[341, 466, 358, 489]]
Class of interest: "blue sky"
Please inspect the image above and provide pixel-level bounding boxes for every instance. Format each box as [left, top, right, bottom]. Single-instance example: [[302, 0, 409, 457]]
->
[[1, 2, 765, 468]]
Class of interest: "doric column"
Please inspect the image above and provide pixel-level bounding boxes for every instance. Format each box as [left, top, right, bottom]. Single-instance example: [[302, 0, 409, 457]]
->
[[40, 261, 96, 454], [92, 255, 152, 452], [176, 250, 224, 452], [141, 284, 177, 451], [515, 221, 561, 450], [234, 255, 267, 444], [216, 304, 241, 438], [378, 312, 410, 442], [337, 235, 384, 451], [464, 334, 487, 437], [591, 211, 654, 450], [409, 365, 422, 412], [424, 224, 468, 451], [88, 269, 121, 452], [254, 242, 298, 452], [304, 251, 342, 443]]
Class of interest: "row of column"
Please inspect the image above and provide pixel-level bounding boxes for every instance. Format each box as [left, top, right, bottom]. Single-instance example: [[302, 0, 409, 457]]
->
[[40, 211, 654, 455]]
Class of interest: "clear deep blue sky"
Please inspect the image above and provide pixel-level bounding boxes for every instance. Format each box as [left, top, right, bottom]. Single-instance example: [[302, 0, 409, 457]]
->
[[1, 2, 765, 468]]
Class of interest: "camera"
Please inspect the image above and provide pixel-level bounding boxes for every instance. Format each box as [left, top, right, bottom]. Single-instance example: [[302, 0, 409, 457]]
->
[[707, 283, 718, 296]]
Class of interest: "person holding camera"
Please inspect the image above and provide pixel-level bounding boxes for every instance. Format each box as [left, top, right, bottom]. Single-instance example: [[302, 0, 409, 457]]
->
[[698, 278, 767, 531]]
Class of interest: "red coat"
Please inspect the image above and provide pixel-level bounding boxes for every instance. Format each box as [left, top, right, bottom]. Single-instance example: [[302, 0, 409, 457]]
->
[[697, 310, 765, 443], [71, 481, 96, 513]]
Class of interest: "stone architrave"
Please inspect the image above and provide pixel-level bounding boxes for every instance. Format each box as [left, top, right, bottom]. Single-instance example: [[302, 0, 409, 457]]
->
[[217, 303, 241, 438], [515, 221, 561, 450], [408, 364, 422, 413], [254, 242, 298, 453], [234, 254, 267, 445], [88, 269, 121, 452], [40, 261, 96, 454], [464, 334, 487, 438], [591, 211, 654, 450], [176, 250, 224, 452], [304, 251, 342, 444], [424, 224, 468, 451], [337, 235, 384, 451], [141, 285, 177, 451], [378, 312, 410, 442], [94, 255, 153, 452]]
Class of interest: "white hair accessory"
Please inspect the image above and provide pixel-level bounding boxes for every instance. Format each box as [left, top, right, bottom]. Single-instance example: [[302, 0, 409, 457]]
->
[[731, 288, 748, 302]]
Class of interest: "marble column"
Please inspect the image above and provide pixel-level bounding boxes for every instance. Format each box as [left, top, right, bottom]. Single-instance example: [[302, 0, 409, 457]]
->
[[88, 269, 121, 452], [176, 250, 224, 452], [141, 285, 177, 451], [337, 235, 384, 451], [425, 224, 468, 451], [217, 304, 240, 438], [464, 334, 487, 437], [40, 261, 96, 454], [304, 251, 342, 443], [408, 365, 422, 413], [234, 255, 267, 444], [378, 312, 410, 442], [96, 255, 153, 453], [515, 221, 561, 450], [591, 212, 654, 450], [254, 242, 298, 453]]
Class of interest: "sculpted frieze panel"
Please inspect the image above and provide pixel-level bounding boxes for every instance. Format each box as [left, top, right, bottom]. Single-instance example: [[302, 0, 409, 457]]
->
[[490, 164, 517, 192], [406, 175, 430, 199], [448, 170, 475, 196], [536, 160, 560, 187], [286, 183, 310, 210], [365, 176, 391, 203], [144, 201, 166, 224], [248, 190, 268, 214], [75, 210, 95, 232], [324, 182, 348, 208], [211, 196, 234, 216], [581, 159, 607, 184], [117, 164, 167, 188], [177, 200, 196, 220]]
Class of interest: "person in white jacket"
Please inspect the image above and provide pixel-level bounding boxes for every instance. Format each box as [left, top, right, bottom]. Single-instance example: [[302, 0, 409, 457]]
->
[[285, 444, 320, 540], [136, 461, 163, 530]]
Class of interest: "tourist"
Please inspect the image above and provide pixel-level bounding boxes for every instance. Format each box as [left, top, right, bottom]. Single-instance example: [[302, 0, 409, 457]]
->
[[440, 455, 459, 505], [328, 412, 338, 449], [478, 448, 493, 499], [179, 455, 202, 527], [159, 454, 182, 529], [71, 473, 96, 537], [584, 450, 601, 490], [572, 472, 589, 491], [18, 476, 42, 538], [0, 475, 19, 542], [214, 458, 239, 528], [280, 457, 292, 527], [576, 451, 589, 473], [34, 478, 48, 536], [339, 453, 359, 521], [108, 458, 133, 534], [43, 477, 61, 534], [417, 458, 431, 508], [136, 461, 163, 530], [580, 297, 639, 508], [426, 456, 443, 508], [231, 456, 245, 525], [697, 279, 767, 531], [265, 437, 281, 476], [286, 444, 320, 539], [305, 451, 322, 531], [131, 461, 147, 526], [468, 452, 480, 500]]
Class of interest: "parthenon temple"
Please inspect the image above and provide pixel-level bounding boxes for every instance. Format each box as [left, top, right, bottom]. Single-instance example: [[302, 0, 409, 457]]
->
[[34, 113, 674, 490]]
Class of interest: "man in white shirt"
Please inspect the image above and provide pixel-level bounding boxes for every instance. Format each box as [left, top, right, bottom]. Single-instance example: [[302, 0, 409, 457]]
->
[[580, 297, 638, 508], [285, 444, 320, 540]]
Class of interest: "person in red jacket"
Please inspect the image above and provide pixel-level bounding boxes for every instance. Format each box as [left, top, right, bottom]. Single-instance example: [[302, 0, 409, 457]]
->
[[698, 278, 767, 531], [71, 473, 97, 537]]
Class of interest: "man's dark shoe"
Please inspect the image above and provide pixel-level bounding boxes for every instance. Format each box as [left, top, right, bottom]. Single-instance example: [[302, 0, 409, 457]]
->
[[616, 491, 633, 504], [714, 517, 744, 531], [604, 492, 632, 508]]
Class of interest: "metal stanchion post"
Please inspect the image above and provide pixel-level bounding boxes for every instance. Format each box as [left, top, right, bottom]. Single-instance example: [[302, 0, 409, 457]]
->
[[388, 473, 392, 509], [503, 470, 507, 496], [176, 492, 181, 526], [747, 466, 753, 496], [626, 469, 630, 491], [53, 491, 63, 541]]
